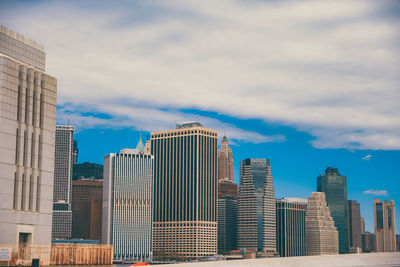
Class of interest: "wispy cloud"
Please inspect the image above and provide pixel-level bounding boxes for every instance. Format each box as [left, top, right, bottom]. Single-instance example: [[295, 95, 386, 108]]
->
[[362, 154, 372, 160], [1, 0, 399, 149], [363, 189, 389, 196]]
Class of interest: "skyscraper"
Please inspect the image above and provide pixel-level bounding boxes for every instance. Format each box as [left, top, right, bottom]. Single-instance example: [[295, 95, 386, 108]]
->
[[362, 232, 375, 253], [218, 196, 238, 254], [218, 180, 239, 199], [0, 25, 57, 265], [305, 192, 339, 256], [217, 135, 234, 182], [348, 200, 362, 250], [73, 162, 103, 180], [72, 140, 78, 164], [374, 199, 396, 252], [237, 158, 276, 255], [72, 179, 103, 240], [276, 198, 307, 257], [102, 138, 153, 262], [361, 216, 366, 233], [151, 122, 218, 260], [317, 167, 349, 253]]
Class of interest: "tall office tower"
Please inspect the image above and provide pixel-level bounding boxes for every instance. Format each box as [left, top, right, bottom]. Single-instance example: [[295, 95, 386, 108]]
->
[[218, 196, 238, 254], [276, 198, 307, 257], [361, 232, 376, 253], [361, 217, 365, 233], [72, 179, 103, 240], [317, 167, 349, 253], [217, 135, 234, 182], [374, 199, 396, 252], [73, 162, 103, 180], [0, 25, 57, 265], [218, 180, 239, 199], [348, 200, 362, 250], [305, 192, 339, 256], [72, 140, 78, 164], [52, 125, 74, 239], [237, 159, 277, 255], [151, 122, 217, 260], [102, 139, 153, 262]]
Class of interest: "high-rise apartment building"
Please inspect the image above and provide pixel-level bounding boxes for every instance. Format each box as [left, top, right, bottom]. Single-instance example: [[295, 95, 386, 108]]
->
[[374, 199, 396, 252], [317, 167, 349, 253], [0, 25, 57, 265], [151, 122, 218, 260], [102, 139, 153, 262], [52, 125, 74, 239], [72, 179, 103, 240], [305, 192, 339, 256], [348, 200, 362, 250], [276, 198, 307, 257], [217, 135, 234, 182], [237, 158, 276, 255]]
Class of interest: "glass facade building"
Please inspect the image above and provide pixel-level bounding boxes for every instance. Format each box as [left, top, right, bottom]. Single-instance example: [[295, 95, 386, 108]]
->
[[238, 159, 276, 254], [317, 167, 349, 254]]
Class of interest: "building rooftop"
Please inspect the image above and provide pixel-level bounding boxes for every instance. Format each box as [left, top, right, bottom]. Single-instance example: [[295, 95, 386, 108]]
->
[[176, 121, 203, 129], [0, 25, 45, 52]]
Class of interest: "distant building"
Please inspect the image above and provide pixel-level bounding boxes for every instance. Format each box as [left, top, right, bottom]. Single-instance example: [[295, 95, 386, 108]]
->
[[72, 179, 103, 240], [52, 125, 75, 239], [151, 122, 218, 260], [73, 162, 103, 180], [317, 167, 349, 254], [348, 200, 362, 250], [374, 199, 396, 252], [73, 140, 78, 164], [0, 25, 57, 265], [305, 192, 339, 256], [217, 135, 234, 182], [361, 216, 366, 233], [218, 180, 239, 199], [237, 159, 276, 255], [218, 196, 238, 254], [276, 198, 307, 257], [362, 232, 376, 252], [102, 137, 153, 262], [396, 234, 400, 252]]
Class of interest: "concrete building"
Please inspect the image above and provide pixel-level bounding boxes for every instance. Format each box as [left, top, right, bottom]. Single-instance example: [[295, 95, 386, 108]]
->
[[305, 192, 339, 256], [151, 122, 218, 260], [102, 137, 153, 262], [71, 179, 102, 240], [374, 199, 396, 252], [237, 159, 277, 255], [217, 135, 234, 182], [348, 200, 362, 251], [361, 216, 365, 233], [218, 180, 238, 199], [317, 167, 348, 254], [52, 125, 74, 239], [0, 25, 57, 265], [361, 232, 375, 253], [276, 198, 307, 257]]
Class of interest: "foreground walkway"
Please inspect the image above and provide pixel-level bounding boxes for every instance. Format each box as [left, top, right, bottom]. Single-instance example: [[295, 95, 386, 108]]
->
[[155, 252, 400, 267]]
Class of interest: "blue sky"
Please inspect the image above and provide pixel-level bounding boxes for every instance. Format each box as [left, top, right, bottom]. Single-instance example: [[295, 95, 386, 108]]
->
[[1, 0, 399, 234]]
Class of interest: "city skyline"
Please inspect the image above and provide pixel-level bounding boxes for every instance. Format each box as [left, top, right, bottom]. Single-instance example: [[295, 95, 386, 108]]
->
[[1, 0, 399, 237]]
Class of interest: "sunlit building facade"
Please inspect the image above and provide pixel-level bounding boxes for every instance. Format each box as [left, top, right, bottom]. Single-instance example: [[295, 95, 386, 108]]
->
[[374, 199, 396, 252], [217, 135, 234, 182]]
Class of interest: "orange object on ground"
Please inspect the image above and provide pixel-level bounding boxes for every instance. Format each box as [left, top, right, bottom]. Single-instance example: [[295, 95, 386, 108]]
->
[[130, 263, 150, 266]]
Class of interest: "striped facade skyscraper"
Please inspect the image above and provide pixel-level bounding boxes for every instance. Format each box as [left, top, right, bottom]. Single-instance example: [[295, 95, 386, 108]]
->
[[305, 192, 339, 256], [348, 200, 362, 250], [237, 158, 276, 255], [276, 198, 307, 257], [52, 125, 74, 239], [102, 137, 154, 262], [217, 135, 234, 182], [0, 25, 57, 265], [317, 167, 349, 254], [151, 122, 218, 260]]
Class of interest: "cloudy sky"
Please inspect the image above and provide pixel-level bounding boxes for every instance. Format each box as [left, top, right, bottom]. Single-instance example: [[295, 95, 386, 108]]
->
[[1, 0, 399, 233]]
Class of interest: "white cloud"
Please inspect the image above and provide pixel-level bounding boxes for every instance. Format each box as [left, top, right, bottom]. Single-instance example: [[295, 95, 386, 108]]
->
[[362, 154, 372, 160], [1, 0, 399, 149], [363, 189, 389, 196]]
